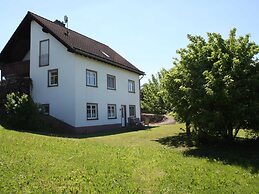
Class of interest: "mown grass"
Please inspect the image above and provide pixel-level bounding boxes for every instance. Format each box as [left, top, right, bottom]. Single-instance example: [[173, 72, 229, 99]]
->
[[0, 124, 258, 193]]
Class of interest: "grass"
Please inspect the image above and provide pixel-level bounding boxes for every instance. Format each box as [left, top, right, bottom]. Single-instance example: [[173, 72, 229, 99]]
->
[[0, 124, 258, 193]]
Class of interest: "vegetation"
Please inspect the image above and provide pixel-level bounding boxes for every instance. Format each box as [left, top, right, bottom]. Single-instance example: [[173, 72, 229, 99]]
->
[[161, 28, 259, 140], [0, 78, 32, 111], [0, 124, 258, 193], [2, 92, 44, 131], [141, 68, 169, 114]]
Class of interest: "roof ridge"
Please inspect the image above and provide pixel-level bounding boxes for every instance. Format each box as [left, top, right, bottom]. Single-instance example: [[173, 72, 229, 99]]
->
[[28, 11, 109, 49], [1, 11, 144, 75]]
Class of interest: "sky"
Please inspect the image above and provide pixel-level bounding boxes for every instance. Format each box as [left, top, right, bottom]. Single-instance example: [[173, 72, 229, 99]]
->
[[0, 0, 259, 84]]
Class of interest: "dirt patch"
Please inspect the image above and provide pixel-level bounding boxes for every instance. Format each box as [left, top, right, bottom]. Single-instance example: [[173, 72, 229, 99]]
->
[[141, 114, 176, 126]]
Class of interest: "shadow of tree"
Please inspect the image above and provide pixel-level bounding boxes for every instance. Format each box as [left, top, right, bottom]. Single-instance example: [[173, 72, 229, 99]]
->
[[155, 132, 196, 147], [155, 132, 259, 174]]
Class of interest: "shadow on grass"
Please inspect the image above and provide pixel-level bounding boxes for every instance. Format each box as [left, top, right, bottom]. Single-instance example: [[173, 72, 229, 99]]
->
[[155, 132, 259, 174], [0, 119, 156, 139]]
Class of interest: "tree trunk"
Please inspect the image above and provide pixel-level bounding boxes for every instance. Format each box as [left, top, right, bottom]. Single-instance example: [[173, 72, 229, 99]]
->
[[186, 118, 191, 138]]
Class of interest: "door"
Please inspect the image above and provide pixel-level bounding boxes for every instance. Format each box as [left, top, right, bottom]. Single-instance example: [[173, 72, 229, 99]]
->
[[121, 105, 126, 127]]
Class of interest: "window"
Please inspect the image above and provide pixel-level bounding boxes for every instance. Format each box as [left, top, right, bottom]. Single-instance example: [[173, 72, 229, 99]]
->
[[107, 74, 116, 90], [128, 80, 135, 93], [86, 103, 98, 120], [107, 104, 117, 119], [48, 69, 58, 87], [86, 69, 97, 87], [40, 104, 49, 115], [129, 105, 136, 117], [39, 39, 49, 66]]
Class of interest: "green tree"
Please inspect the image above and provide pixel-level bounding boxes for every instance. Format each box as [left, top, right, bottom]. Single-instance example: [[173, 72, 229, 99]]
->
[[141, 68, 169, 114], [164, 29, 259, 141], [4, 92, 42, 130]]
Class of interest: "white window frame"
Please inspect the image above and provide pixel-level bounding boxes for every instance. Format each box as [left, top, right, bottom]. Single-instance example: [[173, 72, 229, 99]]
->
[[86, 103, 98, 120], [128, 80, 135, 93], [107, 104, 117, 119], [107, 74, 116, 90], [86, 69, 97, 87], [48, 69, 58, 87], [129, 105, 136, 117], [39, 39, 49, 67]]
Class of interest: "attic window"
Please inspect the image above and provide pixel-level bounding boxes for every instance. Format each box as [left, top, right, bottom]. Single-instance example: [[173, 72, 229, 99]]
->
[[100, 50, 110, 58]]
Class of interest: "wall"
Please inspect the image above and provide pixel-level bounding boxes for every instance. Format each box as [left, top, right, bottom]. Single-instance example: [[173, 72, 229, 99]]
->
[[30, 21, 141, 129], [74, 55, 141, 128], [30, 21, 76, 126]]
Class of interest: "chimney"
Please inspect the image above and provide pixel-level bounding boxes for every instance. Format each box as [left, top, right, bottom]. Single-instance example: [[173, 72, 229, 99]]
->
[[54, 20, 65, 27]]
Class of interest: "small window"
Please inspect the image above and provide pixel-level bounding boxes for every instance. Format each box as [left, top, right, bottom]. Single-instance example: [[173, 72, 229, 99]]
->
[[86, 103, 98, 120], [48, 69, 58, 87], [107, 74, 116, 90], [39, 39, 49, 67], [40, 104, 49, 115], [86, 69, 97, 87], [107, 104, 117, 119], [129, 105, 136, 117], [128, 80, 135, 93]]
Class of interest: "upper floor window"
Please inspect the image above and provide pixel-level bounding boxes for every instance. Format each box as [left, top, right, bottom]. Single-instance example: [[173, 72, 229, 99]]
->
[[107, 74, 116, 90], [86, 69, 97, 87], [48, 69, 58, 87], [128, 80, 135, 93], [39, 39, 49, 67], [129, 105, 136, 117], [107, 104, 117, 119], [87, 103, 98, 120]]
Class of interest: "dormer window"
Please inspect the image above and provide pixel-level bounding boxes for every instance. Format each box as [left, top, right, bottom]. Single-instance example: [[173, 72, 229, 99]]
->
[[39, 39, 49, 67]]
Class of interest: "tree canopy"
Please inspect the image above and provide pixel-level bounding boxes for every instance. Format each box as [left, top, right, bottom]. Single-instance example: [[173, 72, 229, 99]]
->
[[163, 28, 259, 140], [141, 68, 169, 114]]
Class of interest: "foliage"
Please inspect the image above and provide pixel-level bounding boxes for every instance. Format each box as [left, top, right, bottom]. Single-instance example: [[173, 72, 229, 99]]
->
[[141, 68, 170, 114], [0, 124, 258, 193], [3, 92, 42, 130], [0, 78, 32, 110], [163, 28, 259, 140]]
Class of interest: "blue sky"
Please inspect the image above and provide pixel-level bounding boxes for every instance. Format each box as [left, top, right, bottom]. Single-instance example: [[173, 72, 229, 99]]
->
[[0, 0, 259, 84]]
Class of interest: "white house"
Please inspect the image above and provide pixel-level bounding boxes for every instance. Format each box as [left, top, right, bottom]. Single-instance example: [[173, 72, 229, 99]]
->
[[0, 12, 144, 134]]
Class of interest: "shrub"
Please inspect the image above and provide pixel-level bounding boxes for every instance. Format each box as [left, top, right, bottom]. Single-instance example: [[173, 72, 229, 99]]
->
[[4, 92, 43, 131]]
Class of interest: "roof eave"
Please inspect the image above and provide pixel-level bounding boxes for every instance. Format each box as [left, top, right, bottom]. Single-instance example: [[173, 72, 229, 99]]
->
[[72, 48, 145, 75]]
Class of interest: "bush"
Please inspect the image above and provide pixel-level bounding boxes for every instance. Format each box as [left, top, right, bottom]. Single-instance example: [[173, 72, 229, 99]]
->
[[3, 92, 43, 131]]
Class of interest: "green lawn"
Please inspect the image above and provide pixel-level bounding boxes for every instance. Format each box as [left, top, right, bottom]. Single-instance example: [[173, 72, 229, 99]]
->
[[0, 124, 258, 193]]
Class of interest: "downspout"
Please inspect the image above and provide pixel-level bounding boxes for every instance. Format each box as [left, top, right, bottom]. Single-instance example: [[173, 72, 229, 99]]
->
[[139, 74, 145, 121]]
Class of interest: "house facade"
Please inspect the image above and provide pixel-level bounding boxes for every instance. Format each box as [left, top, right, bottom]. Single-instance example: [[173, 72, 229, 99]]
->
[[0, 12, 144, 133]]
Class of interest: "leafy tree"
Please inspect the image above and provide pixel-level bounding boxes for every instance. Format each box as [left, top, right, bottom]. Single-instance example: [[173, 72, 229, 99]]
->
[[4, 92, 42, 130], [141, 68, 169, 114], [164, 29, 259, 141]]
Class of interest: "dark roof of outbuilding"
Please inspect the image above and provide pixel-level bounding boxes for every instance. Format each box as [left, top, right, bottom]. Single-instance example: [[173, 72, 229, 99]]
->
[[0, 11, 144, 75]]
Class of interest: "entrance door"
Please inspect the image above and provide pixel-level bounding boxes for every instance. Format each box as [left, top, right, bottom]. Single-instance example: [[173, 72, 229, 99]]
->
[[121, 105, 126, 127]]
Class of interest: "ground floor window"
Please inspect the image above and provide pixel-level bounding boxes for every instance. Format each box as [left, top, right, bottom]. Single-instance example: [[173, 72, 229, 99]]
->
[[40, 104, 49, 115], [107, 104, 117, 119], [86, 103, 98, 120], [129, 105, 136, 117]]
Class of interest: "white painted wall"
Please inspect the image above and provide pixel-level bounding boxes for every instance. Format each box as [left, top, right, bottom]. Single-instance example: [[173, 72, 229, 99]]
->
[[74, 55, 141, 127], [30, 20, 141, 128], [30, 21, 76, 126]]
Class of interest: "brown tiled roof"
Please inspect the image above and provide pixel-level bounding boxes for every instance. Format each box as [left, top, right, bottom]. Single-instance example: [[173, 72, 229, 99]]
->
[[1, 11, 144, 75]]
